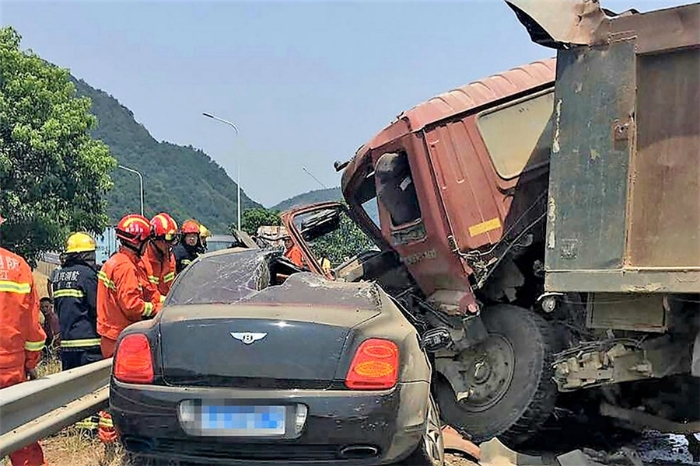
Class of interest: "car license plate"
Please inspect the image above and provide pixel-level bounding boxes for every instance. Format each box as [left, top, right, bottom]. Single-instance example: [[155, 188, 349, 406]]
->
[[198, 404, 286, 436]]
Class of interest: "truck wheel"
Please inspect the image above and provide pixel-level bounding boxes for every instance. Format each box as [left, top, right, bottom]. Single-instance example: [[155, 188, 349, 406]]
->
[[434, 304, 559, 447]]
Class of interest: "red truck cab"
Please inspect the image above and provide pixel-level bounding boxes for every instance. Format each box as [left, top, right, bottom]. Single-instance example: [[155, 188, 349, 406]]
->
[[283, 59, 559, 447], [340, 59, 556, 316]]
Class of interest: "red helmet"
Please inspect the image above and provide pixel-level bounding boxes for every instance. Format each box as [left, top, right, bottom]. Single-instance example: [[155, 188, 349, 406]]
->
[[116, 214, 152, 247], [180, 219, 200, 235], [150, 213, 178, 241]]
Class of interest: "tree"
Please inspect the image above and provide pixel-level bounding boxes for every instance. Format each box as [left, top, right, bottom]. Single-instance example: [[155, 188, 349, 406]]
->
[[307, 209, 376, 266], [237, 208, 281, 236], [0, 27, 116, 265]]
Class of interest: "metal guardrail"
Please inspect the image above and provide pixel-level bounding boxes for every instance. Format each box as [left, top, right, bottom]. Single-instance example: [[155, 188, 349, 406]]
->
[[0, 358, 112, 456]]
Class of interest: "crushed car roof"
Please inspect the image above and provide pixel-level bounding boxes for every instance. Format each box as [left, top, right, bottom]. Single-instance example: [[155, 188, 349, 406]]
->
[[165, 248, 383, 311]]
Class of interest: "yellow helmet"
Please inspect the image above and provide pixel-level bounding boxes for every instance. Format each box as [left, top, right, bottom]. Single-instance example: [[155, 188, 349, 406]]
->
[[199, 224, 211, 238], [65, 232, 97, 254]]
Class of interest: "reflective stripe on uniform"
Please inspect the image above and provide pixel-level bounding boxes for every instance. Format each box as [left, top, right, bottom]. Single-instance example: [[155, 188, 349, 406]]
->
[[53, 288, 85, 298], [75, 420, 98, 430], [0, 280, 31, 294], [148, 275, 159, 284], [24, 340, 45, 351], [98, 417, 114, 428], [142, 302, 154, 317], [61, 338, 101, 348], [97, 272, 116, 290], [163, 272, 175, 283]]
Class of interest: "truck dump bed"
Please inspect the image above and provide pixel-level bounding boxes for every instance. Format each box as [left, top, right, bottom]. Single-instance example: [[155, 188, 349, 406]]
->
[[538, 3, 700, 293]]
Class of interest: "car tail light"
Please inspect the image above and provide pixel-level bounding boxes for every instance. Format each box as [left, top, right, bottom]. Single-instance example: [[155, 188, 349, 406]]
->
[[345, 339, 399, 390], [114, 334, 154, 384]]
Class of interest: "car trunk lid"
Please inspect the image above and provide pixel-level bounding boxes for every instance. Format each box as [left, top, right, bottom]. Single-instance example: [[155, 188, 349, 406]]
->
[[159, 303, 380, 389]]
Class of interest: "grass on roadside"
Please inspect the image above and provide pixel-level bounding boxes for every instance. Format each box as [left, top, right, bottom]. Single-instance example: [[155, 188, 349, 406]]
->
[[41, 427, 128, 466], [35, 349, 62, 378], [2, 354, 128, 466]]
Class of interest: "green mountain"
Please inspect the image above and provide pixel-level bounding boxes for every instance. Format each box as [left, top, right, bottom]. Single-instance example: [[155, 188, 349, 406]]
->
[[271, 187, 342, 212], [73, 78, 261, 233]]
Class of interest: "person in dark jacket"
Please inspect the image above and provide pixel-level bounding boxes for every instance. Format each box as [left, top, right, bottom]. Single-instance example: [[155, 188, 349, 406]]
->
[[52, 232, 102, 371], [173, 218, 204, 273]]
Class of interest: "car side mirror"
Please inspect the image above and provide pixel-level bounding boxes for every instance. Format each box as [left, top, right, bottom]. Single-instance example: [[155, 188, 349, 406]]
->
[[420, 327, 453, 352]]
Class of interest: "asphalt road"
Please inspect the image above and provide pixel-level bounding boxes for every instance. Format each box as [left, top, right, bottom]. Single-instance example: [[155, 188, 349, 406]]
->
[[443, 433, 699, 466], [634, 433, 699, 465]]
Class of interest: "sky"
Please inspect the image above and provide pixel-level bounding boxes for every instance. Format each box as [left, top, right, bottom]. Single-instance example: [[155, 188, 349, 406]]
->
[[0, 0, 686, 207]]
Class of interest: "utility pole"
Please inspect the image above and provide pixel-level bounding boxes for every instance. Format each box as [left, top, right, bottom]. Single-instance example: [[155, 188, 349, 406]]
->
[[118, 164, 144, 216], [202, 112, 242, 231]]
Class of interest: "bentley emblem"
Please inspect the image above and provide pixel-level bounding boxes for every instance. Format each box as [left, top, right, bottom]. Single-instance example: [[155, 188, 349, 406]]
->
[[230, 332, 267, 345]]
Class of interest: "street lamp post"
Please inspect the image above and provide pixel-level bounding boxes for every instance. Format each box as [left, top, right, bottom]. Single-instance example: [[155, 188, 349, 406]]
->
[[118, 164, 144, 216], [202, 112, 242, 231]]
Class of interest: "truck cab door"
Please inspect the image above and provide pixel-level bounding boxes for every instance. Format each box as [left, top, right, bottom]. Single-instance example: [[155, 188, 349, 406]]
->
[[281, 202, 345, 280]]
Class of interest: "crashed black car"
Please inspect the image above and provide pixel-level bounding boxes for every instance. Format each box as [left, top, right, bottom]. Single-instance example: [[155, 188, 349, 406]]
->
[[109, 248, 444, 466]]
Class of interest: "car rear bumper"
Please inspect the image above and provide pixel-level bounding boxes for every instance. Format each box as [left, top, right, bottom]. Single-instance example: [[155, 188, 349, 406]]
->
[[110, 379, 431, 465]]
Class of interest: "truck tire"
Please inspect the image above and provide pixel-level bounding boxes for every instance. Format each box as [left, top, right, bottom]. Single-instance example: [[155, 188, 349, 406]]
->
[[434, 304, 559, 447]]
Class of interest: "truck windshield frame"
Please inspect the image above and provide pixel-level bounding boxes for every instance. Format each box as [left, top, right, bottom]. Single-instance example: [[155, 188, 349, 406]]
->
[[344, 164, 389, 251]]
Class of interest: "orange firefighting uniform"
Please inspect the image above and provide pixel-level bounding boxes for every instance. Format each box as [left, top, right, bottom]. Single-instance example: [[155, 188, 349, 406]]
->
[[0, 247, 47, 466], [96, 246, 162, 444], [284, 244, 304, 268], [97, 247, 162, 358], [142, 243, 176, 298]]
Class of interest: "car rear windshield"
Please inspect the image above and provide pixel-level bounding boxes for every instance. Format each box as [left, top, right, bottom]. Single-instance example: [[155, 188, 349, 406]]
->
[[166, 249, 271, 306], [165, 249, 382, 310]]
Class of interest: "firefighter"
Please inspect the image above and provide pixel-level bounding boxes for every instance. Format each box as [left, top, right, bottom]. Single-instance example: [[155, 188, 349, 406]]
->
[[199, 223, 211, 251], [282, 235, 305, 268], [53, 232, 102, 370], [173, 219, 203, 273], [143, 213, 178, 299], [52, 232, 102, 434], [0, 218, 48, 466], [96, 214, 162, 444], [97, 214, 161, 358]]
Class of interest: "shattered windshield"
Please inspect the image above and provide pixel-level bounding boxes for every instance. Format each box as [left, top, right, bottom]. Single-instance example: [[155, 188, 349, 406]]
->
[[241, 273, 382, 310], [165, 249, 273, 306], [165, 248, 382, 310]]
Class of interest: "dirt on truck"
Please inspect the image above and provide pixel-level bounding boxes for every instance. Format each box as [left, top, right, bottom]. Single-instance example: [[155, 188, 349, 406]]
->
[[281, 0, 700, 452]]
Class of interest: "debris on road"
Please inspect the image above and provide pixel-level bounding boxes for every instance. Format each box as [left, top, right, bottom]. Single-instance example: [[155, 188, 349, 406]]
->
[[443, 425, 480, 462], [462, 432, 700, 466]]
